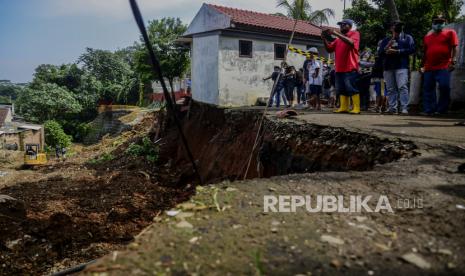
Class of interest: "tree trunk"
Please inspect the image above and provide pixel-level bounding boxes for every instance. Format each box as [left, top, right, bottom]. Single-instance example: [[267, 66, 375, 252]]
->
[[385, 0, 400, 22], [168, 78, 177, 106], [138, 80, 144, 107]]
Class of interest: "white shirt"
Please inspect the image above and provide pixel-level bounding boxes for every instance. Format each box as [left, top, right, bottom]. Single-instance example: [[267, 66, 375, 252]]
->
[[307, 60, 323, 86]]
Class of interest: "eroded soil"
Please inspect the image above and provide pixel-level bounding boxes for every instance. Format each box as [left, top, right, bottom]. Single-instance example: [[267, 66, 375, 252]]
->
[[1, 103, 459, 275], [85, 146, 465, 275]]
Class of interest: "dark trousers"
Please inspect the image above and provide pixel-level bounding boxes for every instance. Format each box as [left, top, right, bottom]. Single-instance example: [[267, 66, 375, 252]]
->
[[296, 84, 305, 104], [269, 84, 284, 107], [285, 84, 295, 102], [423, 69, 450, 114], [357, 73, 372, 110], [335, 71, 359, 96]]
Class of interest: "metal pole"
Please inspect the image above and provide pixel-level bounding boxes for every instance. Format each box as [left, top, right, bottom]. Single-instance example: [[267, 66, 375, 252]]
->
[[129, 0, 202, 184]]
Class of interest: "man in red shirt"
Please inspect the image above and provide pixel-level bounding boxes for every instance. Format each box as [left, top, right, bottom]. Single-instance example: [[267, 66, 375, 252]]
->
[[322, 19, 361, 114], [422, 14, 459, 115]]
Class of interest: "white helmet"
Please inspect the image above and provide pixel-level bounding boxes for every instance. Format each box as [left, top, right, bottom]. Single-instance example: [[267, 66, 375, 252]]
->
[[308, 47, 319, 54]]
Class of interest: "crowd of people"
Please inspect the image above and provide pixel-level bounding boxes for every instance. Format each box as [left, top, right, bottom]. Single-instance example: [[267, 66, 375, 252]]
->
[[264, 14, 459, 116]]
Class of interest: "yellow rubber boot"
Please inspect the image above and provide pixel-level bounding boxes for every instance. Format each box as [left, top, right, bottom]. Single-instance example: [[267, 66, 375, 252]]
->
[[334, 95, 349, 113], [350, 94, 361, 114]]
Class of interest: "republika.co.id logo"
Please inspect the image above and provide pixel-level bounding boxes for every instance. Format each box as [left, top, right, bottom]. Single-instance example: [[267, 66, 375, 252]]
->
[[263, 195, 423, 213]]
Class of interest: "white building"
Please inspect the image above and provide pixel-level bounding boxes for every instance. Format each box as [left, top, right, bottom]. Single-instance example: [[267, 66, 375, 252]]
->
[[183, 4, 334, 107]]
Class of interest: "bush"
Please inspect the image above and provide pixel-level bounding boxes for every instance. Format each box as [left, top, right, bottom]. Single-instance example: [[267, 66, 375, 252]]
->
[[88, 152, 115, 165], [125, 137, 158, 163], [44, 120, 72, 148]]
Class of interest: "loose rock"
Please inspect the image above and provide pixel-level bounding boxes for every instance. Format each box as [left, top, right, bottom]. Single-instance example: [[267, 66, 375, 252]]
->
[[400, 253, 431, 270], [321, 235, 344, 246], [176, 220, 193, 229]]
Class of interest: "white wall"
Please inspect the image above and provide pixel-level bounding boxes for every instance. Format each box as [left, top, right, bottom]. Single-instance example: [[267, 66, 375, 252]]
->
[[218, 36, 327, 106], [185, 4, 231, 37], [192, 34, 220, 105]]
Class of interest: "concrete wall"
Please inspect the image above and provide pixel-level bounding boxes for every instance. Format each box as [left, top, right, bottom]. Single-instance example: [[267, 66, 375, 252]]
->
[[185, 4, 231, 36], [218, 36, 327, 106], [1, 109, 12, 126], [192, 34, 220, 105], [1, 129, 42, 151]]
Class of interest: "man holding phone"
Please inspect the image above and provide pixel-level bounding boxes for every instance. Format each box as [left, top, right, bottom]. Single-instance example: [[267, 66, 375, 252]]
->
[[321, 19, 361, 114], [422, 14, 459, 115]]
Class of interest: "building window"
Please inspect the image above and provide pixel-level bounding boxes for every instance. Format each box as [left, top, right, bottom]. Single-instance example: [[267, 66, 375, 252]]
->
[[274, 44, 287, 60], [239, 40, 253, 58]]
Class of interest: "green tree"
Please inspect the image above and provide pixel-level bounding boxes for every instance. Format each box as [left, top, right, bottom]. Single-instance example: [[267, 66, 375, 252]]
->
[[344, 0, 388, 50], [16, 83, 82, 123], [78, 48, 138, 104], [134, 17, 190, 93], [0, 82, 23, 102], [276, 0, 335, 25], [30, 64, 84, 91], [44, 120, 72, 148]]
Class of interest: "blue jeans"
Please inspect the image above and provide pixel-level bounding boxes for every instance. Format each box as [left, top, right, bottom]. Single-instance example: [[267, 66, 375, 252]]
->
[[269, 84, 285, 107], [423, 69, 451, 114], [335, 71, 359, 96], [374, 81, 386, 97], [384, 69, 409, 112]]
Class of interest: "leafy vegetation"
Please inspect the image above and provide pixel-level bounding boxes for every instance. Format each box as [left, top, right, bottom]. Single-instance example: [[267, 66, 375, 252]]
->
[[88, 152, 115, 165], [16, 83, 82, 123], [44, 120, 72, 148], [0, 81, 23, 103], [125, 137, 159, 163], [275, 0, 335, 25], [134, 18, 190, 93], [7, 17, 188, 144]]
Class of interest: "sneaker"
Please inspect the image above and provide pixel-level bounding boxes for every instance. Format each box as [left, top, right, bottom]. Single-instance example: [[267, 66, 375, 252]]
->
[[401, 109, 408, 115], [386, 109, 397, 115], [420, 112, 433, 116]]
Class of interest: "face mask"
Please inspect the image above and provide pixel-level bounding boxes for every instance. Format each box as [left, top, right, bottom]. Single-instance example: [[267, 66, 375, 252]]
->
[[432, 23, 445, 31]]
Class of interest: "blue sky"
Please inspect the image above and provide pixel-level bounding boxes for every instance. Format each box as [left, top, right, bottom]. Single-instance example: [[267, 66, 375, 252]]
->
[[0, 0, 348, 83]]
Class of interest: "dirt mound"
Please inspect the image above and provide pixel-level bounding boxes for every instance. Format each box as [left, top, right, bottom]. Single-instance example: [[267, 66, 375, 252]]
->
[[0, 169, 193, 275], [0, 110, 192, 275]]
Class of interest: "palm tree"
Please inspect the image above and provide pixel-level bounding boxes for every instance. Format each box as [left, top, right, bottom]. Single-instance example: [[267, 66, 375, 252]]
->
[[276, 0, 335, 25]]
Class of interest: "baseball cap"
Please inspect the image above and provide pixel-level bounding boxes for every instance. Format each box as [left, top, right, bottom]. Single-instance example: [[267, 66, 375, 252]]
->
[[432, 14, 447, 22], [337, 19, 354, 27]]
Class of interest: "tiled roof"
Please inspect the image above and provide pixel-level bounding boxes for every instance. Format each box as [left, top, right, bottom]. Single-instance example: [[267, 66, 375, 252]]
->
[[207, 4, 331, 37]]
